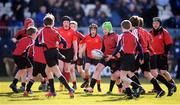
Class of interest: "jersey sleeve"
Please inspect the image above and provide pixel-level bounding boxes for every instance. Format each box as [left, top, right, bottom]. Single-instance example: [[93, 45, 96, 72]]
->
[[163, 29, 173, 45]]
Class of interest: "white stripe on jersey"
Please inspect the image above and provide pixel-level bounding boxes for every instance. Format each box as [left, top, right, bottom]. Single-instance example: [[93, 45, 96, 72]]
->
[[131, 28, 139, 41]]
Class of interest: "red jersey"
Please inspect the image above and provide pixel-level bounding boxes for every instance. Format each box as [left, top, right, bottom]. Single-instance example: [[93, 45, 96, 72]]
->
[[13, 37, 34, 56], [103, 33, 118, 56], [38, 27, 61, 50], [74, 31, 84, 45], [57, 27, 77, 49], [33, 45, 46, 64], [149, 28, 173, 54], [15, 28, 28, 40], [80, 34, 102, 59], [119, 31, 137, 54]]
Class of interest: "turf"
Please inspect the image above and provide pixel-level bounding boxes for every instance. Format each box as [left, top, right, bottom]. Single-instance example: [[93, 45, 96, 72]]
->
[[0, 77, 180, 105]]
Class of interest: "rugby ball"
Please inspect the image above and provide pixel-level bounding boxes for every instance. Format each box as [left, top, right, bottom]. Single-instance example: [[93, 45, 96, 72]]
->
[[91, 49, 104, 60]]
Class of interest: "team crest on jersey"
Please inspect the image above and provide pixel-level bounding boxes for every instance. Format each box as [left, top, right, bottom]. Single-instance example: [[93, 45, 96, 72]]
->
[[159, 35, 162, 39], [67, 32, 71, 36]]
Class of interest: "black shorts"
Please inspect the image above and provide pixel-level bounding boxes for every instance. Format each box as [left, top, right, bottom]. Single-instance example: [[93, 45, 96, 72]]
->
[[100, 58, 121, 73], [71, 57, 84, 66], [134, 52, 150, 72], [85, 57, 99, 65], [120, 54, 135, 71], [44, 48, 59, 67], [32, 61, 47, 77], [59, 48, 74, 63], [13, 55, 32, 70], [150, 54, 168, 70]]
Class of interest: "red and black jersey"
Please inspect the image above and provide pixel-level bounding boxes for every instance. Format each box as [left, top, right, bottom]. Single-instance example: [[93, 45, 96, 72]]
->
[[33, 45, 47, 64], [119, 31, 137, 54], [57, 27, 77, 49], [102, 33, 118, 56], [149, 28, 173, 54], [38, 27, 61, 50], [74, 31, 84, 45], [80, 34, 102, 59], [15, 28, 28, 40], [13, 37, 34, 56]]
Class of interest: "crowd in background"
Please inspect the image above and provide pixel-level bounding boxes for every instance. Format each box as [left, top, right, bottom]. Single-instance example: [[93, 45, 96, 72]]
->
[[0, 0, 180, 28]]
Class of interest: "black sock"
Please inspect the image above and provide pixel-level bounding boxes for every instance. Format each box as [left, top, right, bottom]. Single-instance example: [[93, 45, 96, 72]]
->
[[130, 81, 139, 89], [109, 80, 115, 92], [26, 79, 34, 92], [150, 78, 162, 91], [58, 76, 71, 91], [21, 82, 26, 87], [90, 78, 97, 89], [130, 75, 141, 85], [12, 78, 18, 86], [117, 83, 123, 88], [125, 87, 132, 96], [156, 74, 172, 88], [48, 79, 55, 93]]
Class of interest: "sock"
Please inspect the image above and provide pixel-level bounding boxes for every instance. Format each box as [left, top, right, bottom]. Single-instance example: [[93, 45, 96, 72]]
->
[[117, 83, 123, 89], [130, 75, 141, 85], [63, 72, 71, 82], [41, 80, 46, 84], [26, 79, 34, 92], [72, 81, 76, 86], [21, 82, 26, 87], [97, 80, 101, 89], [48, 79, 55, 93], [90, 78, 97, 89], [156, 74, 172, 88], [58, 76, 71, 91], [130, 81, 139, 89], [12, 78, 18, 86], [150, 78, 162, 91], [109, 80, 116, 92], [125, 87, 132, 96]]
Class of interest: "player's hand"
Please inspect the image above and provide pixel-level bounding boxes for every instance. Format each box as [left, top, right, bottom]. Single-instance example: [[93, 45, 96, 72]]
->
[[79, 53, 82, 59], [11, 38, 17, 43], [139, 60, 144, 64], [105, 55, 113, 61], [73, 55, 78, 61], [115, 53, 121, 58]]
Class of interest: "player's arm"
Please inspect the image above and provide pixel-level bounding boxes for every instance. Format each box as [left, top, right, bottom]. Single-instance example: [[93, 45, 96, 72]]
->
[[59, 36, 67, 48], [136, 40, 144, 64]]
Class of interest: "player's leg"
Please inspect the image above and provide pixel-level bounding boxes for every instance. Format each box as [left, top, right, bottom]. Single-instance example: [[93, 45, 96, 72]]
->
[[81, 62, 91, 88], [70, 64, 77, 90]]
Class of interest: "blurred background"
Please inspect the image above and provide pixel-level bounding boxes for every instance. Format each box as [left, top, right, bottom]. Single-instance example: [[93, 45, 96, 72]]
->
[[0, 0, 180, 79]]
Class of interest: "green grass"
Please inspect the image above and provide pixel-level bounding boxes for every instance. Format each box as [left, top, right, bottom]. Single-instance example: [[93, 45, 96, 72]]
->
[[0, 77, 180, 105]]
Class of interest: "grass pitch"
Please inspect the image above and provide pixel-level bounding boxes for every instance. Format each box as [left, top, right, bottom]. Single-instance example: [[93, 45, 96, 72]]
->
[[0, 77, 180, 105]]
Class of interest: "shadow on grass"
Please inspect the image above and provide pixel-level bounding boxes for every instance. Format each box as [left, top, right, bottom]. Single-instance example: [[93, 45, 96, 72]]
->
[[96, 96, 145, 102]]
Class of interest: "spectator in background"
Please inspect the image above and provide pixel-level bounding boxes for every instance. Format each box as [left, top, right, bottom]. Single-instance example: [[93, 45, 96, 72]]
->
[[82, 9, 98, 26], [141, 0, 158, 27], [61, 0, 74, 18], [156, 0, 174, 28], [123, 2, 140, 19], [0, 14, 9, 38], [12, 0, 26, 22], [72, 1, 85, 26], [9, 15, 23, 27], [35, 6, 47, 27], [170, 0, 180, 28], [47, 0, 63, 26], [97, 11, 111, 26]]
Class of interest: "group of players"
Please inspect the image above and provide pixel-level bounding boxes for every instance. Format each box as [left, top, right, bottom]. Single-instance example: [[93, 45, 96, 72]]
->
[[9, 13, 177, 99]]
